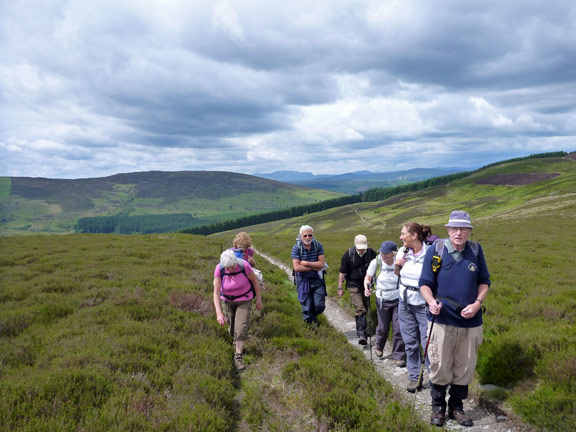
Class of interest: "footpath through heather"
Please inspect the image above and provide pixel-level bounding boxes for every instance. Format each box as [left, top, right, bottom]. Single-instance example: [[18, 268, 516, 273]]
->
[[256, 249, 535, 432]]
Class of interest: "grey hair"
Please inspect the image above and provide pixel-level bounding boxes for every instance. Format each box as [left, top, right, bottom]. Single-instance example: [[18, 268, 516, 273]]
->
[[220, 250, 238, 268], [299, 225, 314, 235]]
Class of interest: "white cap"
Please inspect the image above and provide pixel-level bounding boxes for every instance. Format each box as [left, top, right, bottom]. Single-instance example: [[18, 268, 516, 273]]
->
[[354, 234, 368, 248]]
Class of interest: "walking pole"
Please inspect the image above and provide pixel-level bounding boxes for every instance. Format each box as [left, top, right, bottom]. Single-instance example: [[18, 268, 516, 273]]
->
[[412, 313, 436, 412], [366, 284, 373, 361]]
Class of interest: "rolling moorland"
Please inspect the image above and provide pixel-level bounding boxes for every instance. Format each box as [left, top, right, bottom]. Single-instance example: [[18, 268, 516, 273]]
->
[[0, 171, 344, 236], [217, 153, 576, 431], [0, 153, 575, 431]]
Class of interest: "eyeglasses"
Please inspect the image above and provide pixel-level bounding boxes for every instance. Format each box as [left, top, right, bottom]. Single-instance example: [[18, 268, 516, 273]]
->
[[448, 227, 471, 233], [302, 234, 313, 238]]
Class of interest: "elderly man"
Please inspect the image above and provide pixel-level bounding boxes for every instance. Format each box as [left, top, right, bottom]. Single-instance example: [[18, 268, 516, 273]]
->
[[338, 234, 377, 344], [419, 211, 490, 427], [292, 225, 327, 326]]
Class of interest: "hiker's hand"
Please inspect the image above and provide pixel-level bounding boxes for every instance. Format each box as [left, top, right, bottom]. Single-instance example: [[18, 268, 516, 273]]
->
[[337, 288, 344, 298], [461, 302, 479, 319], [395, 256, 406, 267], [364, 287, 371, 297], [428, 301, 442, 315], [255, 298, 263, 310], [216, 313, 227, 326]]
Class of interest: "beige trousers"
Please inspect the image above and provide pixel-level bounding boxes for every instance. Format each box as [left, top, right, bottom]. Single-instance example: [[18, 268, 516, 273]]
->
[[428, 322, 483, 386]]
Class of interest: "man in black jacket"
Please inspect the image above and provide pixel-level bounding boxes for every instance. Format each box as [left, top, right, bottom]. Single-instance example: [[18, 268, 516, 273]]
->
[[338, 234, 377, 344]]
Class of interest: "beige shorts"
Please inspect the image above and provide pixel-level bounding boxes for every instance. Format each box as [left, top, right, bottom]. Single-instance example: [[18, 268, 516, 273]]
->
[[222, 299, 252, 342], [428, 322, 483, 386]]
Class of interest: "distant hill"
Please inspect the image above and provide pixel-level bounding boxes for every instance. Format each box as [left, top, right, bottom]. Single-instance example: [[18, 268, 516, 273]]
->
[[257, 168, 467, 193], [0, 171, 344, 235], [232, 152, 576, 240]]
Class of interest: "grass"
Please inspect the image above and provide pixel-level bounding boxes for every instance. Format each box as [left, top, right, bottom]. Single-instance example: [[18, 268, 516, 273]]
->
[[0, 234, 431, 431], [224, 157, 576, 431], [2, 154, 575, 431]]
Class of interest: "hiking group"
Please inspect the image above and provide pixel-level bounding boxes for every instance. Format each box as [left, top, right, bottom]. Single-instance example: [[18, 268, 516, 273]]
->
[[214, 210, 490, 428]]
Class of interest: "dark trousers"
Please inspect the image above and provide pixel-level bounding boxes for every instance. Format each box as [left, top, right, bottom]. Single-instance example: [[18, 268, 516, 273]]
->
[[375, 298, 405, 360], [300, 280, 326, 324], [430, 382, 469, 413]]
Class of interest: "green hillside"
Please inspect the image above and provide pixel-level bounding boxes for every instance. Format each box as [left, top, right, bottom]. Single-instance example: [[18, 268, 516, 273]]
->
[[215, 153, 576, 431], [1, 154, 575, 431], [0, 171, 344, 236]]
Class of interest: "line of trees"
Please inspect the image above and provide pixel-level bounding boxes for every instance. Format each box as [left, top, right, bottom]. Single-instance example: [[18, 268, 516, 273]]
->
[[76, 151, 569, 235], [182, 151, 569, 235], [182, 171, 467, 235], [360, 171, 471, 201], [181, 194, 361, 235]]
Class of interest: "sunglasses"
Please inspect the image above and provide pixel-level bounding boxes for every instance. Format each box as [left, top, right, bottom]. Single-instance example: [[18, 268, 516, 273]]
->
[[302, 234, 313, 238]]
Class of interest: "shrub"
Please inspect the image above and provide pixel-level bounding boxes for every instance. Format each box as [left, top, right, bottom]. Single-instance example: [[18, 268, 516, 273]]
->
[[477, 337, 540, 386]]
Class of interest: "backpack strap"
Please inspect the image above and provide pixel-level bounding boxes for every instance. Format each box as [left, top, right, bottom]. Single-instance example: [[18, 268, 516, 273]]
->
[[432, 239, 479, 273], [348, 247, 356, 274], [468, 241, 479, 257], [374, 255, 383, 280], [219, 261, 255, 301]]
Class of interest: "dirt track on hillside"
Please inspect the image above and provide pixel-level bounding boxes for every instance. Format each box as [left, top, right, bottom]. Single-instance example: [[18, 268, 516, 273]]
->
[[255, 249, 536, 432]]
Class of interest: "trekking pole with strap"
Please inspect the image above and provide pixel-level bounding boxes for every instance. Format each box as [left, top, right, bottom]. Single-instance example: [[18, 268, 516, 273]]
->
[[367, 293, 372, 361], [412, 311, 437, 412]]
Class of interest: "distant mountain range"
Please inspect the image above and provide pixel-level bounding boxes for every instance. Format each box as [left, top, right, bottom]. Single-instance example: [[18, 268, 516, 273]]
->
[[256, 168, 467, 193]]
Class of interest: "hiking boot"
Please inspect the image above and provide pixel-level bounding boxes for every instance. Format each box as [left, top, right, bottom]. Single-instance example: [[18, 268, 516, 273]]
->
[[233, 354, 246, 371], [395, 360, 406, 368], [430, 410, 446, 427], [358, 337, 367, 345], [448, 409, 473, 427], [375, 348, 383, 357], [406, 380, 421, 393]]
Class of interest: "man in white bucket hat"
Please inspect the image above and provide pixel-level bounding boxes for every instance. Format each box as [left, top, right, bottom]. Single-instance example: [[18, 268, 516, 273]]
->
[[419, 211, 491, 427]]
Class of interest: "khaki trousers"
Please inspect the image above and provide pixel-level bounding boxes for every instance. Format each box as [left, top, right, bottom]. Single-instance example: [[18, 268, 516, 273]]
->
[[348, 285, 369, 316], [428, 322, 483, 386], [222, 299, 252, 342]]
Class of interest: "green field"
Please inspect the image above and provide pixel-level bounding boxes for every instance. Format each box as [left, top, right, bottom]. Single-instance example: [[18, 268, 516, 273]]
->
[[0, 234, 431, 431], [1, 154, 575, 431]]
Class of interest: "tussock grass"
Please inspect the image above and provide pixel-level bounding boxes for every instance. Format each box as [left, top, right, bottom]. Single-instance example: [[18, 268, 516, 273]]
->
[[239, 156, 576, 431], [0, 234, 431, 431]]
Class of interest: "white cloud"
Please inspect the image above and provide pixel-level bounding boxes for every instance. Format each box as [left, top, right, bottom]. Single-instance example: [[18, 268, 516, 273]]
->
[[0, 0, 574, 178]]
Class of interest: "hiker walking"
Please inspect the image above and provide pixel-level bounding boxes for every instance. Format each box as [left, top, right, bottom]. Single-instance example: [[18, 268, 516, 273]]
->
[[364, 240, 406, 366], [338, 234, 377, 345], [231, 231, 256, 266], [231, 231, 263, 286], [395, 222, 434, 393], [419, 211, 490, 427], [213, 249, 263, 371], [291, 225, 327, 326]]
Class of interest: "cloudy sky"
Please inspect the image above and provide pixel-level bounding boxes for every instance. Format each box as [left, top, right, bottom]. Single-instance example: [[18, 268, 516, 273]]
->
[[1, 0, 575, 179]]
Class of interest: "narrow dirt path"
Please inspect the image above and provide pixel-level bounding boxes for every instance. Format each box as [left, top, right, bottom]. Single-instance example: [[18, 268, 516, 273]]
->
[[255, 249, 535, 432]]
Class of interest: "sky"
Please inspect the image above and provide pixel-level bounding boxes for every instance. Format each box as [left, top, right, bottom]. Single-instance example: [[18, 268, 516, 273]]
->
[[1, 0, 575, 179]]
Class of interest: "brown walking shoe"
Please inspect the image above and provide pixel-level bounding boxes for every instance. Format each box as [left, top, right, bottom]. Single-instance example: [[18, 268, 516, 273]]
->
[[430, 411, 446, 427], [406, 380, 421, 393], [233, 354, 246, 371], [448, 409, 473, 427]]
